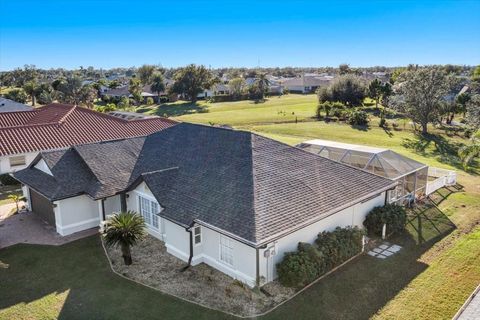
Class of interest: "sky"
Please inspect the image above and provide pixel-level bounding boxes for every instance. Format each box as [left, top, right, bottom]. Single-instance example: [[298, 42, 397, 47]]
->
[[0, 0, 479, 70]]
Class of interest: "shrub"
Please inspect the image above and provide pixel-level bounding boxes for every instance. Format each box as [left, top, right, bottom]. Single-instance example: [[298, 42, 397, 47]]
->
[[277, 227, 364, 288], [146, 97, 154, 105], [348, 110, 369, 126], [4, 88, 28, 104], [95, 103, 117, 113], [118, 97, 129, 108], [363, 204, 407, 237], [0, 174, 19, 186]]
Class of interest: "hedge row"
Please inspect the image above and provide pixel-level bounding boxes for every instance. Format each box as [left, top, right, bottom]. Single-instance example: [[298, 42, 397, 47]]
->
[[277, 227, 364, 288]]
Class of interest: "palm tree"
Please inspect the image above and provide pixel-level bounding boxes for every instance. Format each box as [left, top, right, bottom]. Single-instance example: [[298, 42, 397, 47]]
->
[[23, 80, 39, 106], [103, 211, 146, 265], [459, 130, 480, 170], [255, 73, 270, 99], [150, 72, 165, 103], [8, 194, 24, 213]]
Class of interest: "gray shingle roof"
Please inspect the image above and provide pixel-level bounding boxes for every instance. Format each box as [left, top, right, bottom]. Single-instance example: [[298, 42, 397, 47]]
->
[[14, 123, 395, 246]]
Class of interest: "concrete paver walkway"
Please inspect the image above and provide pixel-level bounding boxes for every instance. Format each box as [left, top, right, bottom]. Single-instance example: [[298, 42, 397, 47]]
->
[[0, 206, 97, 249], [455, 285, 480, 320]]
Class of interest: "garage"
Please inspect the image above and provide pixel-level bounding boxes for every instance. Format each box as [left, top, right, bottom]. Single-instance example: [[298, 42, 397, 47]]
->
[[30, 189, 55, 225]]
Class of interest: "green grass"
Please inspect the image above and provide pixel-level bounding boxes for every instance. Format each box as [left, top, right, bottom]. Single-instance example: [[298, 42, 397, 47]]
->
[[140, 94, 318, 126]]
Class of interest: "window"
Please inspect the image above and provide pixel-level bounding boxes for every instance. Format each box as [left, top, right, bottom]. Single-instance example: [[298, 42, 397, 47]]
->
[[219, 236, 234, 266], [194, 226, 202, 245], [139, 196, 159, 229], [9, 155, 26, 167]]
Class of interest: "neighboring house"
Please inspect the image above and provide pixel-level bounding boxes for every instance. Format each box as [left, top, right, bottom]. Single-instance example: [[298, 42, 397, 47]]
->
[[0, 98, 33, 113], [282, 74, 333, 93], [102, 82, 173, 103], [0, 103, 176, 174], [14, 123, 396, 287]]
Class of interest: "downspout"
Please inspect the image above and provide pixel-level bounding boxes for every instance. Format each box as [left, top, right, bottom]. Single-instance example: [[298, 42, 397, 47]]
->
[[120, 193, 127, 212], [101, 198, 106, 220], [181, 222, 195, 272]]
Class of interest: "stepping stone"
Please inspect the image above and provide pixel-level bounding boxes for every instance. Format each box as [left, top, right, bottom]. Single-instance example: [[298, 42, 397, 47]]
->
[[379, 244, 389, 250], [367, 251, 377, 257], [376, 254, 387, 259], [372, 247, 383, 253], [382, 250, 394, 257], [388, 245, 402, 253]]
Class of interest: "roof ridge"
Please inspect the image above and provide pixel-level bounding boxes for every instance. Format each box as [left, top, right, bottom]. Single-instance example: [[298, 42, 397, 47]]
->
[[58, 105, 77, 124], [141, 167, 179, 176]]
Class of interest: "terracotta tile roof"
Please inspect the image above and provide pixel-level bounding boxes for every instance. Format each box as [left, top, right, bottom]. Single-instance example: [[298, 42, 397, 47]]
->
[[0, 103, 177, 156]]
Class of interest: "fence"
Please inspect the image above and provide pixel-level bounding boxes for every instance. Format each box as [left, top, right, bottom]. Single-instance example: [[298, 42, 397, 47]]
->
[[426, 167, 457, 195]]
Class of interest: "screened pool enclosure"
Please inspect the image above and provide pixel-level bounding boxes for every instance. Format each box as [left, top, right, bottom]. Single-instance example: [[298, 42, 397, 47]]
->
[[297, 139, 431, 203]]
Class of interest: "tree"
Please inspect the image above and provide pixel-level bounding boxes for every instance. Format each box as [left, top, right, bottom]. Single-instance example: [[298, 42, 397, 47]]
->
[[456, 92, 471, 117], [329, 75, 366, 107], [466, 94, 480, 129], [58, 76, 83, 105], [170, 64, 215, 102], [472, 65, 480, 83], [8, 194, 24, 214], [137, 64, 156, 85], [339, 64, 351, 75], [150, 72, 165, 101], [228, 78, 246, 99], [23, 81, 39, 106], [255, 73, 270, 99], [459, 130, 480, 170], [103, 211, 146, 265], [4, 88, 28, 103], [368, 79, 383, 108], [129, 78, 143, 105], [108, 80, 121, 89], [380, 82, 393, 107], [79, 85, 98, 108], [394, 67, 453, 134]]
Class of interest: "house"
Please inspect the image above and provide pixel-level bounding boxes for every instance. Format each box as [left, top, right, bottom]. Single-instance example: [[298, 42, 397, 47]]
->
[[0, 98, 33, 113], [282, 74, 333, 93], [102, 81, 174, 103], [14, 123, 396, 287], [297, 139, 456, 203], [0, 103, 177, 174]]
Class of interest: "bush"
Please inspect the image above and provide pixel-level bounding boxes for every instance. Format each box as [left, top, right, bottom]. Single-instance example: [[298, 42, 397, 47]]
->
[[363, 204, 407, 237], [0, 174, 19, 186], [348, 110, 369, 126], [118, 97, 129, 108], [277, 227, 364, 288], [95, 103, 117, 113], [4, 88, 28, 104], [146, 97, 154, 105]]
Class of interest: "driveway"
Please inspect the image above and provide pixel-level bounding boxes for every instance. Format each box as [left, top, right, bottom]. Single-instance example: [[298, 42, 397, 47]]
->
[[0, 205, 97, 249]]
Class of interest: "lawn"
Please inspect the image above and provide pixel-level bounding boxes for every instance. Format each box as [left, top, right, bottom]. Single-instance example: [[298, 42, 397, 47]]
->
[[139, 94, 318, 126]]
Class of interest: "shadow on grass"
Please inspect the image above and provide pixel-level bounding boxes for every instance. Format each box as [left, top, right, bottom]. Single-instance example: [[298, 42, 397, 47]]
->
[[401, 132, 474, 172], [350, 124, 370, 131], [0, 236, 230, 320], [138, 101, 209, 118]]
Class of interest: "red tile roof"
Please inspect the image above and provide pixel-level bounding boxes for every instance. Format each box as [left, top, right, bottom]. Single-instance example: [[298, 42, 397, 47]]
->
[[0, 103, 177, 156]]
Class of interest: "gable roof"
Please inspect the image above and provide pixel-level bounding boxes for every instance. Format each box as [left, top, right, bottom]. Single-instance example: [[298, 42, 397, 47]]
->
[[0, 103, 177, 156], [0, 98, 33, 113], [14, 123, 396, 246]]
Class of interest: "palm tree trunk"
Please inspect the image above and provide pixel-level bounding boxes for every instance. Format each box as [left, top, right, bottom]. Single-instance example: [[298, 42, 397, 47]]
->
[[121, 244, 132, 265]]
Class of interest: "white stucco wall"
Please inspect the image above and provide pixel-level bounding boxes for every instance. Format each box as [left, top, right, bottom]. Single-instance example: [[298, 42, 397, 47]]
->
[[258, 192, 385, 283], [0, 152, 38, 175], [54, 195, 100, 236], [104, 195, 121, 217], [191, 225, 257, 287]]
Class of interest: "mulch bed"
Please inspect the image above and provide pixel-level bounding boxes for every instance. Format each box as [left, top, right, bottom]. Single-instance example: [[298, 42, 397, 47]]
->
[[105, 235, 294, 317]]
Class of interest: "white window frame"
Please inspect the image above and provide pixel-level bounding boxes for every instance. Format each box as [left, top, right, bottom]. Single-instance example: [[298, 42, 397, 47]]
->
[[9, 155, 26, 167], [219, 235, 234, 266], [138, 195, 159, 229], [193, 225, 202, 245]]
